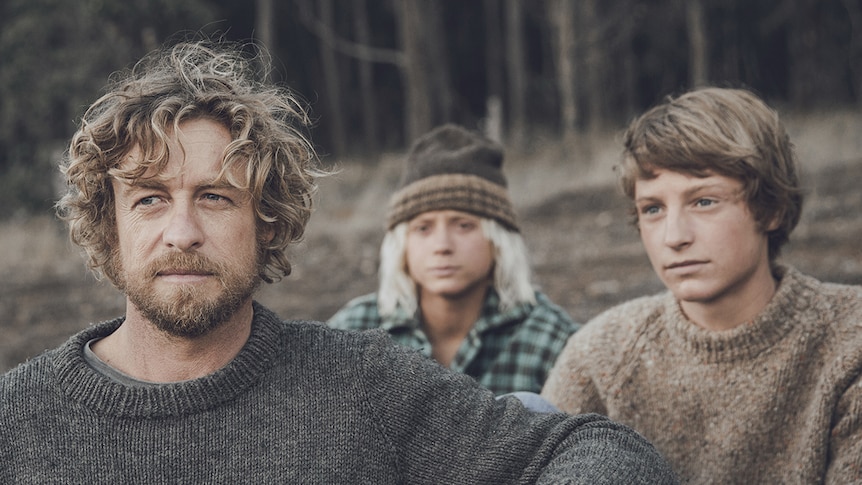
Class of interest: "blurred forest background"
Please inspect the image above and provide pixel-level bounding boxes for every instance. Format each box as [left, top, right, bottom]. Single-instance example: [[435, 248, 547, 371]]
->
[[1, 0, 861, 371], [1, 0, 860, 216]]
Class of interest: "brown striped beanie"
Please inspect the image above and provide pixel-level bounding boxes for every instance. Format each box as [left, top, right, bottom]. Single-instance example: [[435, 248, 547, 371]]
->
[[386, 124, 519, 231]]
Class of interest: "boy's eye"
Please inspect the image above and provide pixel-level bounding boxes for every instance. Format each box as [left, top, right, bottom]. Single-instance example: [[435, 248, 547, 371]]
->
[[695, 198, 715, 207]]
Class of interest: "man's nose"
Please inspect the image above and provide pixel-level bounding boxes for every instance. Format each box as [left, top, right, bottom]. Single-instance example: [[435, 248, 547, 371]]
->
[[162, 201, 204, 251]]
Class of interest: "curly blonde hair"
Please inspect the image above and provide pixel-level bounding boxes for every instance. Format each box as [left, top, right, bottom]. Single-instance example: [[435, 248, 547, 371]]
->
[[56, 40, 320, 284]]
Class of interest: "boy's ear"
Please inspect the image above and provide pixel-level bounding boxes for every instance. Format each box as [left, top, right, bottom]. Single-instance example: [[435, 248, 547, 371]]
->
[[764, 210, 782, 232]]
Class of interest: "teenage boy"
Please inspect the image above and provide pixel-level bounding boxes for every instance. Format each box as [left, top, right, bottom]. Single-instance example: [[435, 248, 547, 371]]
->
[[542, 87, 862, 483], [329, 124, 579, 395]]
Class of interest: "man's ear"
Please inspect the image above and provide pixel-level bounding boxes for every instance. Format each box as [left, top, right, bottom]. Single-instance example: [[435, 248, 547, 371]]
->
[[258, 221, 276, 245], [264, 226, 276, 244]]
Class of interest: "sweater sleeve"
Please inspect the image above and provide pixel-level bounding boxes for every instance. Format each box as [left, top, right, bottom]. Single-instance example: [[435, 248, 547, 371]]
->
[[826, 358, 862, 482], [540, 317, 611, 416], [355, 329, 677, 484]]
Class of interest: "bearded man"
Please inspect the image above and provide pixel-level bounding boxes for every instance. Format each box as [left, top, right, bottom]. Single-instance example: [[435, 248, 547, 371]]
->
[[0, 40, 677, 484]]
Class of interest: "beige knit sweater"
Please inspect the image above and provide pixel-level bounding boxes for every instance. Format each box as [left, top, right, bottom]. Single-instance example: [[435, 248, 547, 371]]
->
[[542, 266, 862, 484]]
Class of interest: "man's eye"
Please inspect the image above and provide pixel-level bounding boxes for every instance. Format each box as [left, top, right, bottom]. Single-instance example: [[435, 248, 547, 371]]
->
[[695, 198, 715, 207], [138, 196, 158, 206], [640, 205, 660, 215], [204, 193, 224, 201]]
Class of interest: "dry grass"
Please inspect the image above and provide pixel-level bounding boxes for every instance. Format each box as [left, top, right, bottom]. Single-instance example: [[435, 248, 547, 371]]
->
[[2, 109, 860, 372]]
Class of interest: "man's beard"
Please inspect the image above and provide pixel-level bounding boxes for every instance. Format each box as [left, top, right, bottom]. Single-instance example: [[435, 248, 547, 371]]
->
[[116, 251, 261, 338]]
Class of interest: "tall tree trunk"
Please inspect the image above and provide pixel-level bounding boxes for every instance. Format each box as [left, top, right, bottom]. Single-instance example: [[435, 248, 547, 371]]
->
[[787, 0, 820, 106], [352, 0, 379, 154], [581, 0, 604, 131], [426, 1, 452, 124], [255, 0, 275, 81], [840, 0, 862, 107], [621, 13, 638, 120], [505, 0, 527, 151], [397, 0, 435, 141], [686, 0, 708, 87], [549, 0, 578, 140], [484, 0, 504, 142], [318, 0, 347, 155]]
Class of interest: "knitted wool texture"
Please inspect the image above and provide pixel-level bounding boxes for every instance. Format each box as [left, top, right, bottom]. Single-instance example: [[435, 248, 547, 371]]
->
[[386, 124, 518, 231], [541, 266, 862, 484], [0, 303, 679, 484]]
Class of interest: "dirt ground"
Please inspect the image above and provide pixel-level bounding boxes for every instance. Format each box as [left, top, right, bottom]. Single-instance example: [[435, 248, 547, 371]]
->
[[2, 116, 861, 374]]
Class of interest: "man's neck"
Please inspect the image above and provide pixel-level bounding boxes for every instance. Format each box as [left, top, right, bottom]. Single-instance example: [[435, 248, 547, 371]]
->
[[90, 299, 255, 383]]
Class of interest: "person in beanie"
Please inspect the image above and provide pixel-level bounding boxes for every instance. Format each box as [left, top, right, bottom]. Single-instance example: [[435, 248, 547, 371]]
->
[[0, 40, 681, 483], [541, 87, 862, 483], [329, 124, 579, 396]]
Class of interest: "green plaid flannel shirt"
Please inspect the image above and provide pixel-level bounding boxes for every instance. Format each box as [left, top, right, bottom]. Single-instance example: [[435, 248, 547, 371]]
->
[[328, 289, 580, 395]]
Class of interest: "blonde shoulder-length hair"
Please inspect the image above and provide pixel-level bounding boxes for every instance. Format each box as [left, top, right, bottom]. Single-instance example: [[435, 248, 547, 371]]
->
[[377, 217, 536, 317]]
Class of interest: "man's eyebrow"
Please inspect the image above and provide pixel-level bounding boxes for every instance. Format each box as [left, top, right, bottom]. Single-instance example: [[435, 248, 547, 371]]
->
[[124, 179, 166, 189], [199, 180, 238, 189], [120, 178, 236, 190]]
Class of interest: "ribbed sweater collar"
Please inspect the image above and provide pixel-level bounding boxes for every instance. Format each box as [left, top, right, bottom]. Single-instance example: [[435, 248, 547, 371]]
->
[[663, 265, 815, 363], [53, 301, 284, 418]]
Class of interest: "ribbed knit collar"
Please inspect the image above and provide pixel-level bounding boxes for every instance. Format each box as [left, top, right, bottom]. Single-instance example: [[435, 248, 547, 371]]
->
[[664, 265, 815, 363], [53, 301, 284, 418]]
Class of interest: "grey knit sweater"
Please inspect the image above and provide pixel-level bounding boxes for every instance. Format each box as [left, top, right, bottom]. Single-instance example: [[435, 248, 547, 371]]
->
[[1, 302, 676, 484], [542, 266, 862, 484]]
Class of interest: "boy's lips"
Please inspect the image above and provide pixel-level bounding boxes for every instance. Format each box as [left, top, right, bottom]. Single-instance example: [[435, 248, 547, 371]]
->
[[664, 260, 708, 272]]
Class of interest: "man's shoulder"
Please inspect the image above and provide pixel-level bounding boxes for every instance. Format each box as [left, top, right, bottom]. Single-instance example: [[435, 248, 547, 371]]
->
[[0, 349, 58, 411], [1, 318, 121, 391], [327, 293, 384, 330], [281, 314, 391, 353], [1, 351, 51, 381]]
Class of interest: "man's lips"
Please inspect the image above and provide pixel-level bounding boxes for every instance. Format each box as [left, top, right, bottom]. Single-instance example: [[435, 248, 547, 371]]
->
[[155, 269, 215, 282], [157, 269, 212, 276]]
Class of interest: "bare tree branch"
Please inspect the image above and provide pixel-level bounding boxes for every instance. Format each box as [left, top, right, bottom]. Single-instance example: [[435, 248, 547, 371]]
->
[[293, 0, 405, 66]]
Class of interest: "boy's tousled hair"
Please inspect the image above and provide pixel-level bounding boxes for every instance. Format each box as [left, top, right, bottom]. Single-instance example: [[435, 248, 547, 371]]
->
[[618, 87, 804, 260], [56, 39, 320, 284]]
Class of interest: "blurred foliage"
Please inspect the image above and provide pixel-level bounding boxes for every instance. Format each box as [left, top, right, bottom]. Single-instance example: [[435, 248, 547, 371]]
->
[[0, 0, 859, 218], [0, 0, 224, 217]]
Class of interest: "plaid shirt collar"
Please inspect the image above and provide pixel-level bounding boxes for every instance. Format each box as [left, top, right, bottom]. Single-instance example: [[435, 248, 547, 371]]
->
[[380, 289, 531, 335]]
